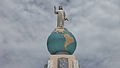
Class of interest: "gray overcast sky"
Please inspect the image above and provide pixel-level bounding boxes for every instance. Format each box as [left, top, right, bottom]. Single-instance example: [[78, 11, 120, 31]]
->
[[0, 0, 120, 68]]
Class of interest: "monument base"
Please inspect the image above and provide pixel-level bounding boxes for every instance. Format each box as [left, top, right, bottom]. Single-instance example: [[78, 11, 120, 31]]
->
[[44, 55, 80, 68]]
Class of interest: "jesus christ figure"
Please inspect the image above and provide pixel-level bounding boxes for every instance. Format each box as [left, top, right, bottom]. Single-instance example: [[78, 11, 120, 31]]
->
[[54, 6, 68, 29]]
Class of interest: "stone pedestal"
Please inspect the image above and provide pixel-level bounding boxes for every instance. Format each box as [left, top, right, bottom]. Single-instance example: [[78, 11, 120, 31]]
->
[[45, 55, 80, 68]]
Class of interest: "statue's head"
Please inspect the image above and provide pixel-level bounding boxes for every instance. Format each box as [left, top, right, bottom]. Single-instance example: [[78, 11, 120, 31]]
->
[[59, 6, 63, 10]]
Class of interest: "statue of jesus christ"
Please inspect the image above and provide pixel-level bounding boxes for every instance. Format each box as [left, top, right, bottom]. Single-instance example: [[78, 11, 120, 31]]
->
[[54, 6, 68, 29]]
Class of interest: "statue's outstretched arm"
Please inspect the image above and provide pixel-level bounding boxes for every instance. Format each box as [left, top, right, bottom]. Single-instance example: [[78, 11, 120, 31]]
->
[[64, 12, 69, 21], [54, 6, 58, 14]]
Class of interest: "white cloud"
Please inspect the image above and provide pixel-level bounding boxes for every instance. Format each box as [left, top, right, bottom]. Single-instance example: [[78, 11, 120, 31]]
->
[[0, 0, 120, 68]]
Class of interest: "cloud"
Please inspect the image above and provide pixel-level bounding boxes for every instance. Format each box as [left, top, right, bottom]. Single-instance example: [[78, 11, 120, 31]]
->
[[0, 0, 120, 68]]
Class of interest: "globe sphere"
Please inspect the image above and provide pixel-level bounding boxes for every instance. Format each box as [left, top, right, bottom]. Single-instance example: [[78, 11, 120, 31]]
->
[[47, 28, 77, 55]]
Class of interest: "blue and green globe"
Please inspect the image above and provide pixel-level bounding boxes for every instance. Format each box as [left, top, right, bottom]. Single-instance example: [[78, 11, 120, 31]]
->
[[47, 28, 77, 55]]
